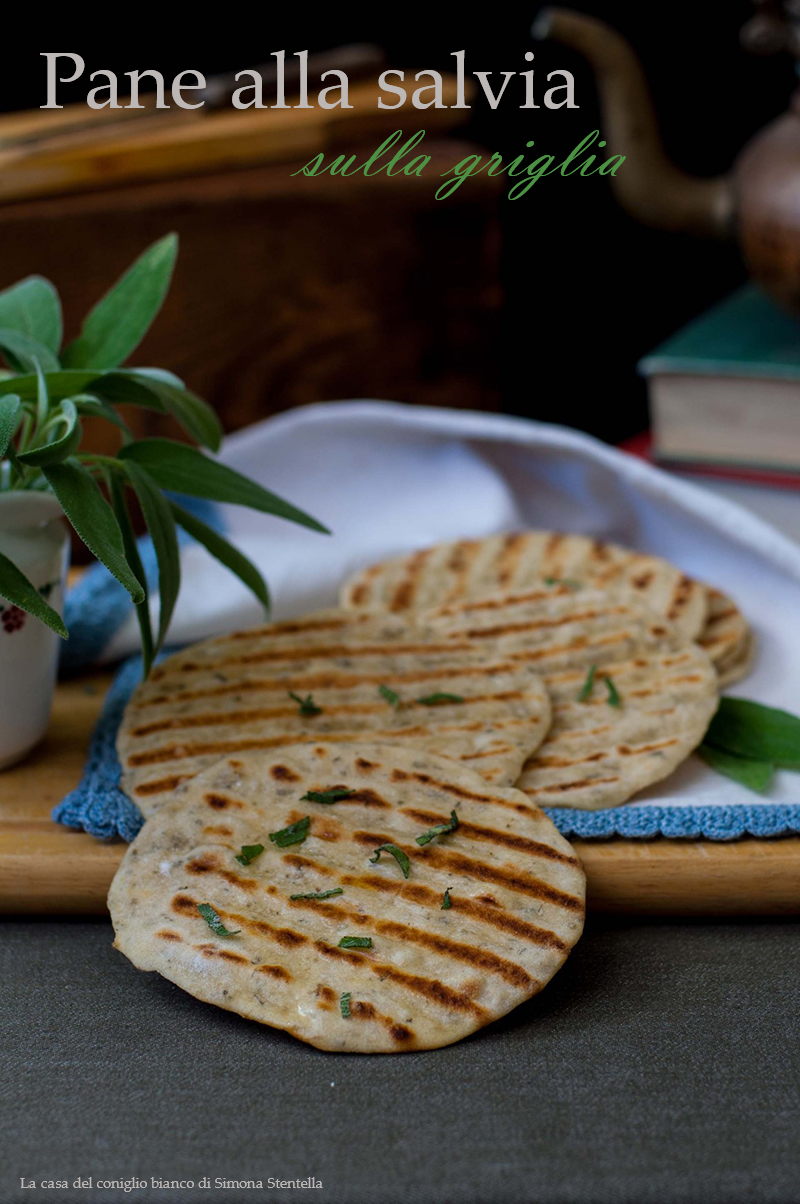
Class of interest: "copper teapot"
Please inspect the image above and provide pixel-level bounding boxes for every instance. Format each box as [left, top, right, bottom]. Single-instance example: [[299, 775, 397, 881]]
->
[[536, 4, 800, 312]]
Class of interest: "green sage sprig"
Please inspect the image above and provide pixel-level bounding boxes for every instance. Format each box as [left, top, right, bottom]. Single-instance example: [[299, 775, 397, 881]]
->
[[0, 234, 328, 674], [699, 697, 800, 793]]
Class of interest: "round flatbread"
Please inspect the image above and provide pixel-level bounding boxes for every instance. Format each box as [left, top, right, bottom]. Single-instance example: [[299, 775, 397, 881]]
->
[[108, 744, 586, 1053], [341, 530, 709, 640], [118, 609, 552, 816], [424, 587, 720, 810]]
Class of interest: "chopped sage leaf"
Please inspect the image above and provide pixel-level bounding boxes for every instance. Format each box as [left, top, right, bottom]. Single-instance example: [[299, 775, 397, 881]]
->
[[196, 902, 240, 937], [268, 816, 310, 848], [604, 676, 621, 708], [416, 692, 464, 706], [369, 843, 410, 878], [290, 888, 344, 901], [543, 576, 581, 588], [697, 743, 774, 793], [706, 697, 800, 769], [415, 810, 459, 846], [289, 691, 322, 716], [235, 843, 265, 866], [301, 787, 355, 805], [340, 992, 352, 1018], [338, 936, 372, 949], [442, 888, 452, 910], [578, 664, 597, 702], [379, 683, 401, 708]]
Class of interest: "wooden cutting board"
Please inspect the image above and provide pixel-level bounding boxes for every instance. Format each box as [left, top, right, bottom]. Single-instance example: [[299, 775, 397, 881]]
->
[[2, 674, 799, 916]]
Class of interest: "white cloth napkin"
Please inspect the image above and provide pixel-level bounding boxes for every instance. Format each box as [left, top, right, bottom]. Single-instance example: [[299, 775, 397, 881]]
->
[[104, 400, 800, 812]]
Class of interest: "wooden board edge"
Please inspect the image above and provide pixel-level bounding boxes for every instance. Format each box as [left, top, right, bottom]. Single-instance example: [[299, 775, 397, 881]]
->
[[2, 834, 799, 916]]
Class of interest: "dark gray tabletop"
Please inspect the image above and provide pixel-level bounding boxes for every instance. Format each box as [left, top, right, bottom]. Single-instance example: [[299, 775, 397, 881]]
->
[[2, 915, 798, 1204]]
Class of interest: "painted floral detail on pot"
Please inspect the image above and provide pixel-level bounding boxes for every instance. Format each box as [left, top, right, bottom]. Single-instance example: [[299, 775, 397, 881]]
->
[[1, 604, 25, 633], [0, 581, 58, 637]]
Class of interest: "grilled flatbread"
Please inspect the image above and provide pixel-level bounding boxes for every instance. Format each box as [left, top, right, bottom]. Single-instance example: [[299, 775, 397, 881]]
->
[[341, 530, 709, 640], [424, 587, 719, 810], [697, 588, 752, 687], [108, 743, 585, 1053], [118, 610, 552, 816]]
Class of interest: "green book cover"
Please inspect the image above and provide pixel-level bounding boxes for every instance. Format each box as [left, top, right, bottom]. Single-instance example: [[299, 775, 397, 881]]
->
[[638, 286, 800, 381]]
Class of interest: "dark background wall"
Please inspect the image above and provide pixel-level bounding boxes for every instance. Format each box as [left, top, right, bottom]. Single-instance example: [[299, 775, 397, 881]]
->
[[2, 2, 794, 443]]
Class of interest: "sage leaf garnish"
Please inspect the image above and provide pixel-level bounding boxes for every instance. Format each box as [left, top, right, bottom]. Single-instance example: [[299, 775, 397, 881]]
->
[[62, 232, 178, 371], [0, 275, 62, 356], [235, 844, 265, 866], [290, 888, 344, 901], [579, 664, 597, 702], [605, 676, 621, 708], [119, 438, 329, 533], [43, 461, 144, 605], [442, 888, 452, 910], [369, 843, 410, 878], [379, 684, 401, 708], [416, 693, 464, 706], [268, 816, 311, 848], [197, 902, 240, 937], [697, 744, 774, 793], [340, 992, 351, 1018], [338, 936, 372, 949], [301, 787, 355, 805], [170, 500, 270, 616], [290, 692, 322, 716], [543, 576, 580, 588], [122, 458, 181, 654], [415, 810, 459, 846], [705, 697, 800, 769]]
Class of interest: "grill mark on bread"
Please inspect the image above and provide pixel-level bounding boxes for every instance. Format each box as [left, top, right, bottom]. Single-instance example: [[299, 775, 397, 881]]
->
[[390, 548, 432, 610], [493, 532, 527, 587], [441, 541, 481, 604], [523, 775, 621, 796], [667, 575, 695, 619], [285, 891, 534, 987], [399, 808, 580, 866], [125, 710, 536, 768], [314, 950, 488, 1021], [133, 774, 191, 796], [369, 959, 489, 1017], [349, 1001, 415, 1045], [128, 690, 534, 738], [185, 856, 259, 893], [146, 637, 486, 676], [132, 661, 528, 708], [348, 837, 582, 911], [331, 873, 570, 951], [281, 853, 337, 877], [172, 894, 309, 949], [255, 963, 293, 981], [315, 983, 414, 1043], [432, 586, 568, 618], [204, 793, 244, 811], [449, 605, 630, 641], [390, 769, 541, 817], [194, 943, 250, 965], [505, 630, 635, 663], [375, 919, 534, 987]]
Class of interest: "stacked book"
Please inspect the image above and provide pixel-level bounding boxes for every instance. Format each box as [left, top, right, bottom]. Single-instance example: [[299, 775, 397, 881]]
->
[[639, 286, 800, 485]]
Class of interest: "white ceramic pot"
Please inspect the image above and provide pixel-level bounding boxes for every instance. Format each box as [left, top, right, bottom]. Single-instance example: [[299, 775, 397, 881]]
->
[[0, 492, 69, 769]]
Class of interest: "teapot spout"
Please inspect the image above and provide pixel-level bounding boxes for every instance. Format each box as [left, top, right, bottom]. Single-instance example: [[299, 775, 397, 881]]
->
[[534, 8, 734, 238]]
